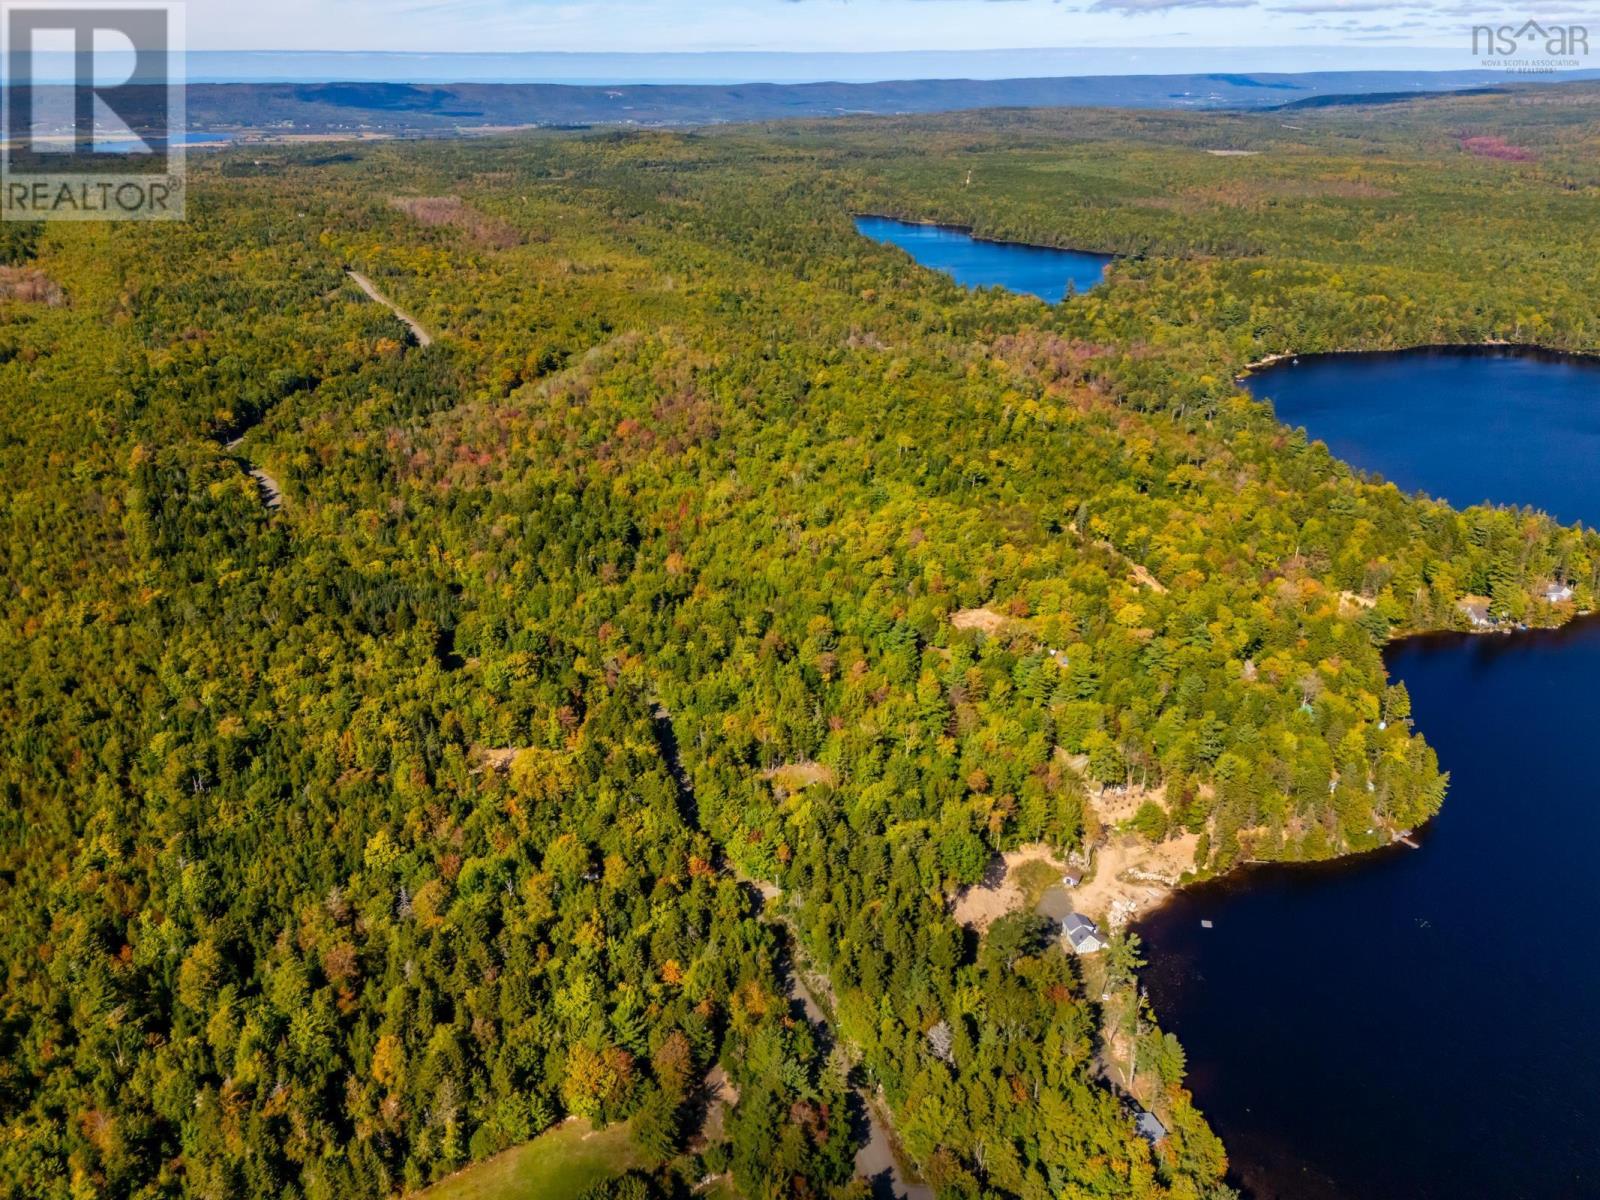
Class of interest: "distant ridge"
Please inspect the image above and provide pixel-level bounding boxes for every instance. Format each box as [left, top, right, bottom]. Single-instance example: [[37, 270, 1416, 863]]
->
[[166, 48, 1600, 86], [182, 70, 1600, 135], [1207, 74, 1303, 91], [1274, 86, 1510, 110]]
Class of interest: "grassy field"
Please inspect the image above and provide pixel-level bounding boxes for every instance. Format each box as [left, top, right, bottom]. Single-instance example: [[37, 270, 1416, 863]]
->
[[414, 1120, 645, 1200]]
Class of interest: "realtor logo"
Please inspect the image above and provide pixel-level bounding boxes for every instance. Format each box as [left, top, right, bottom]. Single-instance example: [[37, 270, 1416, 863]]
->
[[1472, 18, 1589, 72], [2, 1, 185, 220]]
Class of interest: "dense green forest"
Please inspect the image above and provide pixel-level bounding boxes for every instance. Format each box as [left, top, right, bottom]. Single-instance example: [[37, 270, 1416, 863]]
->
[[3, 86, 1599, 1200]]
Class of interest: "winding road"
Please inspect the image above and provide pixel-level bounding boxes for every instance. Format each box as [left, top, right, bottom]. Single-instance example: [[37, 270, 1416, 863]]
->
[[652, 701, 929, 1200], [218, 268, 431, 511], [753, 883, 933, 1200], [347, 269, 433, 346], [223, 434, 283, 509]]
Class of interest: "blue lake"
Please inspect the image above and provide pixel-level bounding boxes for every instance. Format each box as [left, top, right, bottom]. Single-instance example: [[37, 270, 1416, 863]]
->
[[1245, 346, 1600, 527], [853, 214, 1112, 302], [1138, 347, 1600, 1200], [99, 131, 236, 154]]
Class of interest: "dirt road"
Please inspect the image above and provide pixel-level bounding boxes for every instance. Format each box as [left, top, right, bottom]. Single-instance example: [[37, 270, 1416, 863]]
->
[[347, 269, 433, 346], [223, 435, 283, 509], [761, 891, 933, 1200]]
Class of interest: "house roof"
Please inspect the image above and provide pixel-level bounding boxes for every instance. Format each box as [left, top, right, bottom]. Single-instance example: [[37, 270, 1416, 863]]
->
[[1136, 1111, 1168, 1142], [1063, 913, 1102, 949]]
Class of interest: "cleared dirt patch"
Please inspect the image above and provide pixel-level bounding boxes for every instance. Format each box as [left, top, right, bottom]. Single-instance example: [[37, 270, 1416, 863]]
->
[[0, 266, 65, 306], [763, 761, 837, 792], [951, 606, 1012, 635], [1115, 552, 1169, 595], [472, 746, 527, 773], [951, 842, 1076, 930], [1071, 831, 1201, 928], [698, 1064, 739, 1144], [389, 195, 523, 249]]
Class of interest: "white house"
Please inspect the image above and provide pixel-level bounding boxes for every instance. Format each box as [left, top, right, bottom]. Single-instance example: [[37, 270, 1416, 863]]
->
[[1457, 597, 1493, 628], [1062, 912, 1104, 954]]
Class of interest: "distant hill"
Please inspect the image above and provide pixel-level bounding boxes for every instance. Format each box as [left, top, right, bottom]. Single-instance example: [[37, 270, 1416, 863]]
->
[[184, 70, 1600, 136], [1274, 86, 1511, 110]]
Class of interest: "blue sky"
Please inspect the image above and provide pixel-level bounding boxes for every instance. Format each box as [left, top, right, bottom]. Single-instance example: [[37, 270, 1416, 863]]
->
[[186, 0, 1598, 68]]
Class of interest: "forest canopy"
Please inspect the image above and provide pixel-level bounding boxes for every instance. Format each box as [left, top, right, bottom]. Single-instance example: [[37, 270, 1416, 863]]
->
[[3, 88, 1599, 1200]]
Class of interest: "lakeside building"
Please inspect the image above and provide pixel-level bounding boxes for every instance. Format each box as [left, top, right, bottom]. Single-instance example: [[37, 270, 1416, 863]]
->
[[1062, 912, 1104, 954], [1542, 581, 1575, 603], [1457, 597, 1494, 628], [1136, 1110, 1168, 1144]]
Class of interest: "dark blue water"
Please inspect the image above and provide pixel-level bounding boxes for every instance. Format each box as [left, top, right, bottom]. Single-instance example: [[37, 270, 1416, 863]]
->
[[1140, 348, 1600, 1200], [853, 214, 1111, 302], [1246, 346, 1600, 527]]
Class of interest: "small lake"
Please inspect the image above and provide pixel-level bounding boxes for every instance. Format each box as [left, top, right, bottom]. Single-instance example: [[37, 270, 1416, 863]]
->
[[1139, 346, 1600, 1200], [1246, 346, 1600, 527], [853, 214, 1111, 302], [99, 131, 237, 154]]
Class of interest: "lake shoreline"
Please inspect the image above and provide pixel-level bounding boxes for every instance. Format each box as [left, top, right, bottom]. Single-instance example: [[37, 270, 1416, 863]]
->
[[1236, 338, 1600, 382], [1129, 607, 1600, 928], [850, 210, 1119, 262], [1134, 610, 1600, 1200]]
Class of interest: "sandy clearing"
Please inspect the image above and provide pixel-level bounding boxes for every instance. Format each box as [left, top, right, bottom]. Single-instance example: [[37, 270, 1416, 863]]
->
[[951, 842, 1077, 930], [698, 1064, 738, 1143], [1126, 560, 1168, 594], [950, 606, 1012, 634], [1088, 779, 1164, 830], [473, 746, 525, 773], [1069, 831, 1201, 928], [763, 761, 837, 791]]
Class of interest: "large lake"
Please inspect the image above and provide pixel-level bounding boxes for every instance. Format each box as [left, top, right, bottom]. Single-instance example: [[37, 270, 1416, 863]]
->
[[1246, 346, 1600, 527], [1138, 347, 1600, 1200], [853, 215, 1111, 302]]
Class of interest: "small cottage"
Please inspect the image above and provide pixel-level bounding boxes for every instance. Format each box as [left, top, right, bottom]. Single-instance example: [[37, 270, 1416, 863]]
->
[[1542, 581, 1575, 604], [1135, 1110, 1168, 1144], [1062, 912, 1104, 954], [1456, 597, 1493, 628], [1061, 868, 1083, 888]]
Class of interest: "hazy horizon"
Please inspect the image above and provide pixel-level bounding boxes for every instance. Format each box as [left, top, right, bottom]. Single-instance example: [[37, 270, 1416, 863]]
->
[[178, 0, 1569, 74], [166, 45, 1580, 86]]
